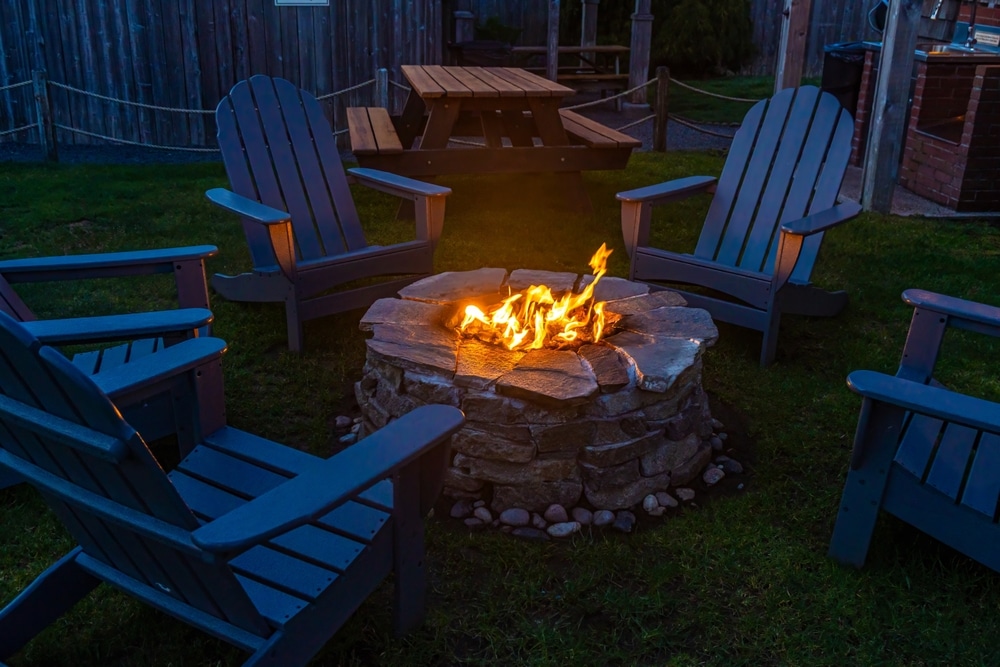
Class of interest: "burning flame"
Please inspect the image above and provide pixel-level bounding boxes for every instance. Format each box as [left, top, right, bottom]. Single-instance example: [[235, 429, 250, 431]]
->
[[459, 244, 614, 351]]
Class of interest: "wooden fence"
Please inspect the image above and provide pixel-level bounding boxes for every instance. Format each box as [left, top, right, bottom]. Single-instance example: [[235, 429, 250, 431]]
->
[[0, 0, 443, 147]]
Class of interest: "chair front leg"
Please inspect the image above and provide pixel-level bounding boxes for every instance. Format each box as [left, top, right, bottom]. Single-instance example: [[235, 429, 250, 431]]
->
[[414, 193, 447, 249], [620, 199, 652, 262]]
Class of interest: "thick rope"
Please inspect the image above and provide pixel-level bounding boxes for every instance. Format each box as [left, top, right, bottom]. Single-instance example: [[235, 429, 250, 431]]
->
[[667, 114, 737, 139], [562, 78, 655, 111], [389, 80, 412, 92], [0, 80, 31, 93], [54, 124, 220, 151], [315, 79, 376, 101], [0, 124, 35, 138], [668, 78, 761, 103], [614, 114, 655, 132], [50, 81, 216, 114]]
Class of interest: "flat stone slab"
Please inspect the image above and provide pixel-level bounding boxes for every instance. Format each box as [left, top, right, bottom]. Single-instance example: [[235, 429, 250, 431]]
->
[[455, 339, 524, 389], [604, 331, 702, 393], [367, 324, 458, 377], [496, 349, 598, 407], [580, 275, 650, 302], [578, 344, 630, 392], [507, 269, 578, 294], [399, 267, 508, 305], [359, 298, 446, 332], [606, 290, 688, 315], [621, 307, 719, 346]]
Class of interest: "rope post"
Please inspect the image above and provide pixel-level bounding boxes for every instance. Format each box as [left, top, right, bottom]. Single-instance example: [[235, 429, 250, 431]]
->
[[375, 68, 389, 111], [32, 70, 57, 162], [628, 0, 653, 105], [653, 66, 669, 152], [546, 0, 561, 82]]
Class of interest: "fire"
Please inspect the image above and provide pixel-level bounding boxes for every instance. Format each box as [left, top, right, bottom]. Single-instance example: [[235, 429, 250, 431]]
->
[[459, 244, 614, 351]]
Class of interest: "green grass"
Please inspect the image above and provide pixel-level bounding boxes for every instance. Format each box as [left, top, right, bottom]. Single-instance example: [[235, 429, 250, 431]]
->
[[2, 152, 1000, 666]]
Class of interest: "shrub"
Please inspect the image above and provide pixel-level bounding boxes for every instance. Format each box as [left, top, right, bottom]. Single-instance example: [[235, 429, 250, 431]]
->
[[561, 0, 756, 77]]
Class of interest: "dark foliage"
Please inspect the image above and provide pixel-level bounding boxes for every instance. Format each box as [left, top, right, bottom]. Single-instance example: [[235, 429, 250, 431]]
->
[[561, 0, 757, 77]]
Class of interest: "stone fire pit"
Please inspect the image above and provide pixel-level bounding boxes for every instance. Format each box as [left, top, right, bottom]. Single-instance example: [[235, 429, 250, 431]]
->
[[355, 268, 720, 517]]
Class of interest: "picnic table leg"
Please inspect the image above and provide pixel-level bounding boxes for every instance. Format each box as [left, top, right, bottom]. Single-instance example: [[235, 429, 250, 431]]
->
[[397, 99, 460, 219], [396, 90, 427, 148], [527, 98, 593, 216]]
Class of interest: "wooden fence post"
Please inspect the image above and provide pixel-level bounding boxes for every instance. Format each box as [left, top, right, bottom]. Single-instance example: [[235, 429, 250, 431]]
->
[[580, 0, 599, 66], [628, 0, 653, 104], [375, 68, 389, 111], [32, 69, 57, 162], [653, 66, 669, 152], [546, 0, 561, 82], [453, 10, 475, 44]]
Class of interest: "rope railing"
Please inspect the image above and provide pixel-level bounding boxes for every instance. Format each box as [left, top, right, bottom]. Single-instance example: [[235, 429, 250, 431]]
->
[[315, 78, 376, 101], [667, 115, 737, 139], [51, 81, 216, 114], [54, 124, 221, 152], [0, 124, 35, 138], [0, 80, 31, 94], [668, 77, 762, 104], [1, 66, 761, 157]]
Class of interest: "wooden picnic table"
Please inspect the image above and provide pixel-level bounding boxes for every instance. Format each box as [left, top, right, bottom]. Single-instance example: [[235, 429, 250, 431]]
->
[[509, 44, 630, 91], [348, 65, 640, 212]]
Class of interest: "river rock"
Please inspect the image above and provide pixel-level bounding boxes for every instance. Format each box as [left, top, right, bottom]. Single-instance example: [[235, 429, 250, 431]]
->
[[474, 507, 493, 522], [703, 467, 725, 486], [612, 510, 636, 533], [593, 509, 616, 527], [450, 499, 474, 519], [655, 491, 678, 508], [544, 504, 569, 524], [547, 521, 581, 538], [499, 508, 531, 527], [512, 527, 550, 542], [571, 507, 593, 525]]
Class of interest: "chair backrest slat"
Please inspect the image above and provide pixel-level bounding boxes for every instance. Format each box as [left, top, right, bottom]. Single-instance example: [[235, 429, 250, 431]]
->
[[244, 77, 327, 261], [298, 87, 368, 250], [712, 90, 796, 267], [693, 86, 852, 283], [0, 277, 34, 322], [694, 97, 773, 259], [270, 77, 355, 255], [737, 86, 821, 272], [0, 313, 270, 636], [217, 95, 280, 269], [782, 105, 854, 282], [217, 76, 371, 270]]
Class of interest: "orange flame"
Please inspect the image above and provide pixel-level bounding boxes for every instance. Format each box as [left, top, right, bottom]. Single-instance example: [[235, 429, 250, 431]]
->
[[459, 244, 614, 351]]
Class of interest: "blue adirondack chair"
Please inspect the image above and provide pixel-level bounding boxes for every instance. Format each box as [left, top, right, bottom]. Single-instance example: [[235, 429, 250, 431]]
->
[[0, 312, 465, 666], [207, 75, 451, 352], [0, 245, 224, 488], [829, 289, 1000, 572], [618, 85, 862, 366]]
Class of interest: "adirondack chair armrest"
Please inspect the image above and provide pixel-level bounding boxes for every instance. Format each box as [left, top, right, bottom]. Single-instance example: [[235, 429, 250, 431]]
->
[[21, 308, 213, 346], [191, 404, 465, 553], [346, 167, 452, 200], [91, 337, 227, 400], [0, 246, 218, 283], [205, 188, 292, 225], [902, 289, 1000, 333], [779, 202, 862, 236], [847, 370, 1000, 434], [615, 175, 718, 206]]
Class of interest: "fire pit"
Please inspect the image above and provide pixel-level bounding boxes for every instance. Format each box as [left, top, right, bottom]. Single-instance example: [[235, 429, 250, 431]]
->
[[355, 256, 719, 518]]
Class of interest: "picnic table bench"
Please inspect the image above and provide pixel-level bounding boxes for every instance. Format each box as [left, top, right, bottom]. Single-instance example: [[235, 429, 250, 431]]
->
[[347, 65, 640, 212]]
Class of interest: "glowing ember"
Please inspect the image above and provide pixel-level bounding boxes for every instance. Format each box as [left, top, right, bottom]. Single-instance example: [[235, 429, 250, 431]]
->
[[459, 244, 614, 351]]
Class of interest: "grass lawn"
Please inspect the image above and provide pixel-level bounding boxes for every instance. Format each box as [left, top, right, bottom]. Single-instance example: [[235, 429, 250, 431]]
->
[[1, 152, 1000, 666]]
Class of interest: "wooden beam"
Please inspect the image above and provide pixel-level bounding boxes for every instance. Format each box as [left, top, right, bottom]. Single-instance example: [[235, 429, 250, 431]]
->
[[775, 0, 812, 92], [580, 0, 599, 65], [628, 0, 653, 104], [861, 0, 922, 213], [547, 0, 560, 82]]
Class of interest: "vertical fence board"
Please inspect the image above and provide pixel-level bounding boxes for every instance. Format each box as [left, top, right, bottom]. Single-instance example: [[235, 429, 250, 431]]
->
[[179, 0, 204, 144]]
